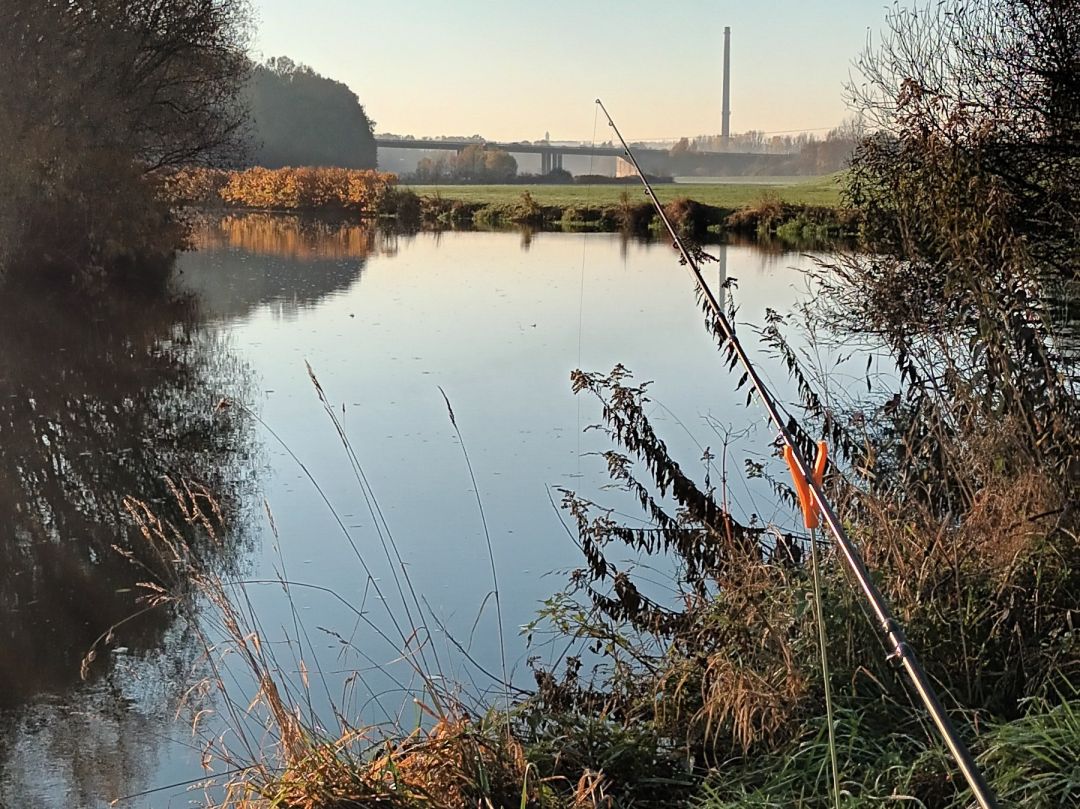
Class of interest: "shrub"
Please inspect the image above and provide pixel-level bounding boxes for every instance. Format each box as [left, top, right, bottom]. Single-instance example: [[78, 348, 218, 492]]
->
[[217, 166, 398, 214]]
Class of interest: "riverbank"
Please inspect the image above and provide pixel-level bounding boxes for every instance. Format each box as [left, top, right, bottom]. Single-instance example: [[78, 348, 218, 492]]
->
[[404, 179, 857, 243], [169, 167, 859, 245]]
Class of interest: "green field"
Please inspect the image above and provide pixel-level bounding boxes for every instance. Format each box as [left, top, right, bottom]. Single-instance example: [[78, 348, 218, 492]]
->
[[404, 174, 844, 209]]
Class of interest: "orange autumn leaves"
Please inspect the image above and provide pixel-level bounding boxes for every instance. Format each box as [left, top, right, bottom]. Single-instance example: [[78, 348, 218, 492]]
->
[[166, 166, 398, 214]]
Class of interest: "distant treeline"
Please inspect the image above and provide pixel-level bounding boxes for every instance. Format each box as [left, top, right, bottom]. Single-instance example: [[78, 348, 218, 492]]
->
[[412, 144, 518, 182], [167, 166, 854, 245], [169, 165, 677, 220], [411, 146, 673, 185], [243, 57, 378, 170], [671, 122, 861, 176]]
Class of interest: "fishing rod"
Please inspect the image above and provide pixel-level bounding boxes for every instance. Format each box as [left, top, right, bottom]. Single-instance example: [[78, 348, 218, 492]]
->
[[594, 99, 999, 809]]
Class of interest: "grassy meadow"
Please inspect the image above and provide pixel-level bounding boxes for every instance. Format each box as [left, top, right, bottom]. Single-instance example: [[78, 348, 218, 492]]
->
[[404, 174, 844, 209]]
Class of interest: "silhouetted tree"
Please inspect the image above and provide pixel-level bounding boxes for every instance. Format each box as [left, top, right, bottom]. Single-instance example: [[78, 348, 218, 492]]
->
[[0, 0, 251, 284], [245, 58, 377, 169], [826, 0, 1080, 501], [848, 0, 1080, 278]]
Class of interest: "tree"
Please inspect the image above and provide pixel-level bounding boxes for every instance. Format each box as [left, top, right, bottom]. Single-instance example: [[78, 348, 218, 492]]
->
[[0, 0, 251, 284], [848, 0, 1080, 278], [409, 146, 518, 183], [449, 144, 488, 181], [669, 137, 692, 155], [482, 147, 518, 181], [826, 0, 1080, 503], [414, 156, 449, 182], [245, 58, 378, 170]]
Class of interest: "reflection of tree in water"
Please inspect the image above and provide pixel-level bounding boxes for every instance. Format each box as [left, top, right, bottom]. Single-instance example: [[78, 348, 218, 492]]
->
[[2, 648, 206, 808], [0, 290, 256, 805], [194, 213, 380, 261], [181, 214, 411, 322]]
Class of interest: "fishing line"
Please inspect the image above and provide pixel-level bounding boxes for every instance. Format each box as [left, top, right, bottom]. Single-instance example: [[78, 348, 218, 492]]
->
[[576, 104, 600, 478], [594, 99, 999, 809]]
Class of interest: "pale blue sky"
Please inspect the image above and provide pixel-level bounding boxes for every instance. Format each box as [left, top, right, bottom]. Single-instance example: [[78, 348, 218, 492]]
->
[[251, 0, 891, 141]]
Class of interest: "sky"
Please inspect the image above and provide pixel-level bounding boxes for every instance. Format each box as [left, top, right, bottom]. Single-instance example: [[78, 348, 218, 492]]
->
[[250, 0, 892, 142]]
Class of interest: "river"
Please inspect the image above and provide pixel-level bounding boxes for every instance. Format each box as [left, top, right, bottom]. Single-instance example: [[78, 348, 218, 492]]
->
[[0, 215, 832, 807]]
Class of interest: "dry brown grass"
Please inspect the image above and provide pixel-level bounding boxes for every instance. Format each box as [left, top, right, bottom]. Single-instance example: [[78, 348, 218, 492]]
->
[[695, 650, 809, 754], [830, 436, 1078, 713], [226, 712, 535, 809], [647, 562, 812, 757]]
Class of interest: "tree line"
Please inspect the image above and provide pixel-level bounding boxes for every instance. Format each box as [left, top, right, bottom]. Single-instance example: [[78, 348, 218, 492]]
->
[[244, 57, 377, 171], [672, 121, 864, 175], [412, 144, 519, 183]]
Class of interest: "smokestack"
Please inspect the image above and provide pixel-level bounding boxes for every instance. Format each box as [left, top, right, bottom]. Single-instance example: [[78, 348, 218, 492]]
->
[[722, 26, 731, 148]]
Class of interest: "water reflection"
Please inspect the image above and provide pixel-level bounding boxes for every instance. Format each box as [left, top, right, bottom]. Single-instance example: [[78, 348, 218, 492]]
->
[[0, 290, 255, 806], [1044, 276, 1080, 369], [180, 214, 405, 322], [1, 220, 825, 806], [193, 213, 381, 261], [163, 225, 815, 720]]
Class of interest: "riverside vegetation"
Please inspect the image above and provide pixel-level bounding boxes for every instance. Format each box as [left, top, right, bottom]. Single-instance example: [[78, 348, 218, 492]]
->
[[2, 0, 1076, 806], [168, 165, 855, 244], [91, 1, 1078, 808]]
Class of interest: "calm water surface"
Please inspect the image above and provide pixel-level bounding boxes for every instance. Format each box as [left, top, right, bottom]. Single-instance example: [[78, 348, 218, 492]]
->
[[1, 217, 832, 807]]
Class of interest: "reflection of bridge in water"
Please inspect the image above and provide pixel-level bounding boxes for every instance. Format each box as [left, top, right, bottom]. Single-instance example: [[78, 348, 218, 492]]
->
[[375, 137, 789, 176]]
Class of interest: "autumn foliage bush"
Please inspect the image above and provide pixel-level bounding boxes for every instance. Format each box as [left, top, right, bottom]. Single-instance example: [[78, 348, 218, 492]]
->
[[167, 166, 399, 215]]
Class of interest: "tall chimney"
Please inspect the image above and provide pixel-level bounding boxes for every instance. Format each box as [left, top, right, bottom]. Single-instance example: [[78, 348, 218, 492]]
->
[[722, 26, 731, 149]]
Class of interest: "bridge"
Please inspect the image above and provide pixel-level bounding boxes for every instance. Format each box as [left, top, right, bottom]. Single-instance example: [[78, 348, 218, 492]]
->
[[375, 137, 662, 173], [376, 28, 766, 177], [375, 136, 792, 177]]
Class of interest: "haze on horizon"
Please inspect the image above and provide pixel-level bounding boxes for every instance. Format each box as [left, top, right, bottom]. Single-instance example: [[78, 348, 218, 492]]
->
[[251, 0, 891, 142]]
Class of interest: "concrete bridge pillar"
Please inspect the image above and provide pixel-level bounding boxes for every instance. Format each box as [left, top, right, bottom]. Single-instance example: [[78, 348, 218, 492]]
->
[[615, 156, 639, 177], [553, 153, 563, 171], [541, 150, 552, 174]]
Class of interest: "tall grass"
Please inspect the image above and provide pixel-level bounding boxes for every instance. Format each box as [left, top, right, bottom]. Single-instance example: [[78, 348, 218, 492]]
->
[[93, 362, 545, 807], [695, 693, 1080, 808], [973, 694, 1080, 807]]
